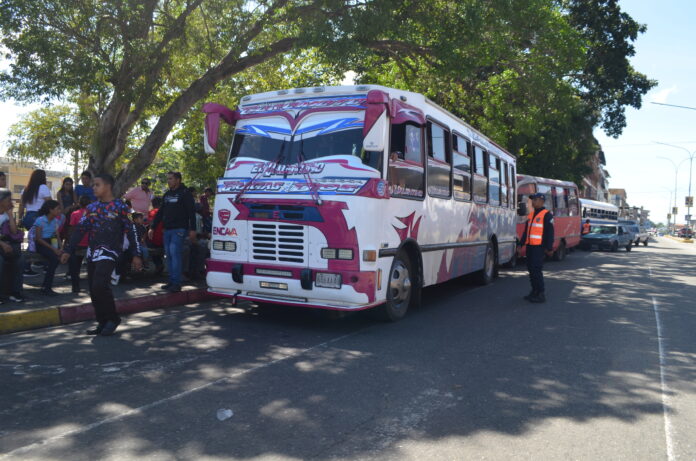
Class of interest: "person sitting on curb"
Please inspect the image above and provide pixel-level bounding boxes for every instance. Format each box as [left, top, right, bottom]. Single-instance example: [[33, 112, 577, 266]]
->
[[61, 174, 143, 337], [0, 188, 26, 304], [34, 200, 65, 296]]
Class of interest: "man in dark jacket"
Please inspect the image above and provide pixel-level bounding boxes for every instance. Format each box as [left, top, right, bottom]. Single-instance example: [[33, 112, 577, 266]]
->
[[149, 172, 196, 293], [518, 192, 555, 303]]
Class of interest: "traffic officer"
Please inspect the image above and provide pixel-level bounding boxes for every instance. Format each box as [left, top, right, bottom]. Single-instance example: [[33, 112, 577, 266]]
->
[[519, 192, 555, 303], [581, 219, 591, 235]]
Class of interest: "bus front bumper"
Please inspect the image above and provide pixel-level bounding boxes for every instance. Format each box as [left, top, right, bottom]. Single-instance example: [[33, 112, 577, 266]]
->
[[205, 259, 378, 310]]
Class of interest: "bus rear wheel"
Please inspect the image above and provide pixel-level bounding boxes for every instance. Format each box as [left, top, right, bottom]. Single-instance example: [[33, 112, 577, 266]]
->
[[378, 253, 413, 322], [553, 241, 566, 261], [474, 242, 496, 285]]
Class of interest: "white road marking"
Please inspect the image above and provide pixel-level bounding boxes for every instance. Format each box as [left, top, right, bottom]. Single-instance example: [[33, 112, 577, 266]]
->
[[0, 328, 368, 459], [651, 296, 675, 461]]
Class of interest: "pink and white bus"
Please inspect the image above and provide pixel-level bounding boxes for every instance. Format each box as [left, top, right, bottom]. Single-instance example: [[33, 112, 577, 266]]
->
[[203, 85, 517, 320]]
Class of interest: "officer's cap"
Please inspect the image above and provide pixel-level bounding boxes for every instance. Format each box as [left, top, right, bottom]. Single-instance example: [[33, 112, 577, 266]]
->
[[529, 192, 546, 200]]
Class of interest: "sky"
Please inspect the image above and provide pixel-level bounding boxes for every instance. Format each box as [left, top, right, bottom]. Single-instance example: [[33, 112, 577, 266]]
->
[[594, 0, 696, 225], [1, 1, 695, 224]]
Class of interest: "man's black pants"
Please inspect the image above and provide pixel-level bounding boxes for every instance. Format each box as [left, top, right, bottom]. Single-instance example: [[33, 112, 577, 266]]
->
[[87, 259, 119, 324], [526, 245, 546, 295]]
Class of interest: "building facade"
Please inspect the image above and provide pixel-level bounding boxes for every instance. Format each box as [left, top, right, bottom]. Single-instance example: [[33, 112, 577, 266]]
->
[[0, 157, 71, 207]]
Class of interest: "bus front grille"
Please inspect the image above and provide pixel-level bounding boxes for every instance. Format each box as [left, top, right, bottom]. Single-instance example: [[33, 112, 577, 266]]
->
[[251, 223, 306, 265]]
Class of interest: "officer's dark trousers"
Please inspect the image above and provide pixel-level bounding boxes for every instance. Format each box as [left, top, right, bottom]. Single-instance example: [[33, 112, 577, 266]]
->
[[526, 245, 546, 294], [87, 259, 120, 324]]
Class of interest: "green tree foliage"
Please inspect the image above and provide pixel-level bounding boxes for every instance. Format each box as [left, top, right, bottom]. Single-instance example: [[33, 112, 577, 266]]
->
[[0, 0, 655, 189], [353, 0, 655, 183], [4, 102, 94, 177], [0, 0, 368, 194]]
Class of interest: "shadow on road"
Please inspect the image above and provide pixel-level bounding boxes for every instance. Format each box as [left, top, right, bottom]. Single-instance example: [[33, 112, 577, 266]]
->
[[2, 239, 695, 459]]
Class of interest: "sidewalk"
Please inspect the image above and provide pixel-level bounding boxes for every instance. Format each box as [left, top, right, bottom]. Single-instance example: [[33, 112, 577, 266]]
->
[[0, 262, 216, 334]]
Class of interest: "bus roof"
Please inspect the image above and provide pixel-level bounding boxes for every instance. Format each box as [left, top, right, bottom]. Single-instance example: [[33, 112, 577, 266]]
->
[[579, 198, 619, 211], [516, 174, 578, 189], [236, 85, 515, 162]]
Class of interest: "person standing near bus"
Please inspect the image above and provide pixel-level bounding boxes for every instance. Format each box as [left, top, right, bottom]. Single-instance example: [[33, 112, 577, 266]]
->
[[61, 174, 143, 336], [519, 192, 555, 303], [581, 219, 591, 235]]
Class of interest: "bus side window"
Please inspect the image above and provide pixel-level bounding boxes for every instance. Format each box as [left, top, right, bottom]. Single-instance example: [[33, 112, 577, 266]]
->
[[569, 188, 579, 216], [388, 122, 425, 199], [426, 120, 452, 198], [488, 154, 500, 206], [555, 186, 567, 217], [510, 165, 516, 209], [501, 161, 509, 207], [472, 145, 488, 204], [452, 133, 471, 201], [537, 184, 552, 211]]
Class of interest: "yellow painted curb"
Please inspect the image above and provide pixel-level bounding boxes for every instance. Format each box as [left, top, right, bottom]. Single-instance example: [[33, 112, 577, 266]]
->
[[0, 307, 61, 334]]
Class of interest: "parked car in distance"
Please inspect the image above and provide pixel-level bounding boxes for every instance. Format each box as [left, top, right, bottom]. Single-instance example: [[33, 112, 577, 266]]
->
[[619, 219, 649, 246], [678, 228, 694, 238], [579, 224, 633, 252]]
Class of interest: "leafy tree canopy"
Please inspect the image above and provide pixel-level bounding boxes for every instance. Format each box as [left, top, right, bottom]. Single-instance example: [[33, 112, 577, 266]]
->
[[1, 0, 655, 189]]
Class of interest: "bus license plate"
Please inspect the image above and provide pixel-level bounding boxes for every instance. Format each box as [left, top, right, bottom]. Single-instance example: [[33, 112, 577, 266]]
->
[[316, 272, 342, 289]]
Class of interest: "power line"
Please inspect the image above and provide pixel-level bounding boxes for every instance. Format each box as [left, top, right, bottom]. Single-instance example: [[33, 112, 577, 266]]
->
[[650, 102, 696, 111]]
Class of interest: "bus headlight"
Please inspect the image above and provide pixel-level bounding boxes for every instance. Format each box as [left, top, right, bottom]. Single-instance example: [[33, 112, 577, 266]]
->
[[321, 248, 353, 260], [213, 240, 237, 252]]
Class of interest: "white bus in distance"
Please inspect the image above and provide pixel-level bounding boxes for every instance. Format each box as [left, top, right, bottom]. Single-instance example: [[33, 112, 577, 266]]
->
[[203, 85, 518, 320], [579, 198, 619, 225]]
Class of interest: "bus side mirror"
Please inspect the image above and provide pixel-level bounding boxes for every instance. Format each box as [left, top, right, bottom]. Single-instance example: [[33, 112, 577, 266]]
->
[[517, 202, 527, 216], [363, 109, 387, 152], [202, 103, 240, 154]]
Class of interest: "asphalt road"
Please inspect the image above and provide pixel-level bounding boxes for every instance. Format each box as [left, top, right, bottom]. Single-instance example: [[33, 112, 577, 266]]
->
[[2, 237, 695, 460]]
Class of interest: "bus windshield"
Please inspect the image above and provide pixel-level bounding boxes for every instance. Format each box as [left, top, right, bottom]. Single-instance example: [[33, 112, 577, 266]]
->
[[229, 123, 382, 171]]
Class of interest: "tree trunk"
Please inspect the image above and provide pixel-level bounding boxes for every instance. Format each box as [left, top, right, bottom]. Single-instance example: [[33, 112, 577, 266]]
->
[[89, 95, 132, 181], [112, 37, 297, 197]]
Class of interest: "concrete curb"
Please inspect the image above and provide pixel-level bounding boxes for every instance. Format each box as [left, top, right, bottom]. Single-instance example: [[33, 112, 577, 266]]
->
[[0, 288, 215, 335]]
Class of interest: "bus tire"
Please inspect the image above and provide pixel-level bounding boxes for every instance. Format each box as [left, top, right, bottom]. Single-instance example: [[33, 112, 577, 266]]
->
[[378, 252, 413, 322], [552, 241, 566, 261], [634, 240, 639, 246], [643, 240, 648, 247], [502, 246, 517, 268], [625, 244, 632, 252], [474, 242, 496, 285]]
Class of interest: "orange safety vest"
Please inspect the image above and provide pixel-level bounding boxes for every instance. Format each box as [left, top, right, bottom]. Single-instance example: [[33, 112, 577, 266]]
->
[[582, 222, 591, 234], [526, 209, 549, 246]]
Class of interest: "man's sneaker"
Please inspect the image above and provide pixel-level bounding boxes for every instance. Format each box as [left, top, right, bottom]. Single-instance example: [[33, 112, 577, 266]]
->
[[111, 273, 120, 286], [23, 268, 40, 277], [523, 292, 536, 301], [99, 319, 121, 336], [166, 284, 182, 293], [40, 288, 58, 296], [529, 293, 546, 303], [86, 322, 106, 335], [9, 295, 25, 303]]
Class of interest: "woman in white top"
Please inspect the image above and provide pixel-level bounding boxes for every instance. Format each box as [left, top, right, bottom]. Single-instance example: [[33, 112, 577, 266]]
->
[[18, 169, 52, 230]]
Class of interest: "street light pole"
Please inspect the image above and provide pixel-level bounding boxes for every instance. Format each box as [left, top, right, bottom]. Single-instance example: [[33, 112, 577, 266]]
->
[[655, 142, 696, 229], [657, 156, 680, 232]]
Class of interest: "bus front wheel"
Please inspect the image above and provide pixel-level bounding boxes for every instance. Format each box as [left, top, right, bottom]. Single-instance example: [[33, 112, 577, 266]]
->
[[378, 253, 414, 322]]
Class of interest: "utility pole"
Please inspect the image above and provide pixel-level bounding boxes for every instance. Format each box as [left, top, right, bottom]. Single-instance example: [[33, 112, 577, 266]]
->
[[656, 142, 696, 230]]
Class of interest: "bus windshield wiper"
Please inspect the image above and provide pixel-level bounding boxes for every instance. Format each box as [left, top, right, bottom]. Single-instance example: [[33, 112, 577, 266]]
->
[[298, 134, 322, 206], [234, 138, 287, 203]]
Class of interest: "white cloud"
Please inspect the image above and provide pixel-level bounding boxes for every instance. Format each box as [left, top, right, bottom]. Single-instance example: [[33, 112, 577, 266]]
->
[[649, 85, 678, 103]]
